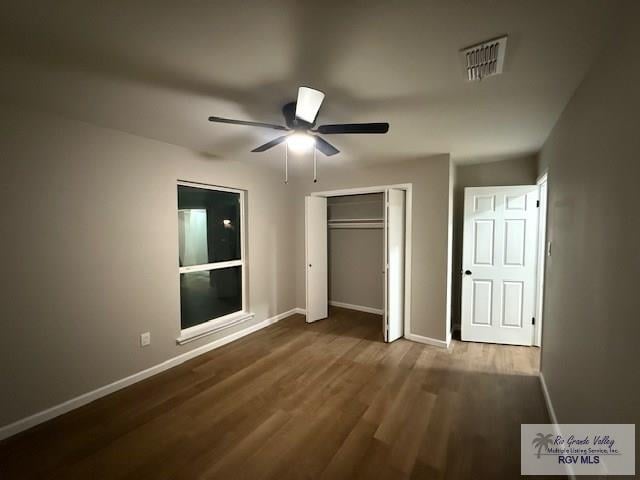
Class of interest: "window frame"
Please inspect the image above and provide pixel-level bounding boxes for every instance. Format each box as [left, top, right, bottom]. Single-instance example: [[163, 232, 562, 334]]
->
[[176, 180, 251, 344]]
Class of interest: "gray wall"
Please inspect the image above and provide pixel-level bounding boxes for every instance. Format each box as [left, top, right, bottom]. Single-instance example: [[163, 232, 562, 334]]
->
[[451, 155, 539, 328], [328, 194, 384, 311], [539, 0, 639, 428], [294, 155, 454, 341], [328, 193, 383, 221], [329, 229, 384, 310], [0, 106, 297, 427]]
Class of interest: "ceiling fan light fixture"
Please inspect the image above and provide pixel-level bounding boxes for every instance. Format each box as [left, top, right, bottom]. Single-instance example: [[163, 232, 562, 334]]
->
[[208, 85, 389, 161], [287, 133, 315, 153]]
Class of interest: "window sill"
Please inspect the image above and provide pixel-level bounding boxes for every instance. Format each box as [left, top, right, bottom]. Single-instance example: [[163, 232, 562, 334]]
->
[[176, 311, 255, 345]]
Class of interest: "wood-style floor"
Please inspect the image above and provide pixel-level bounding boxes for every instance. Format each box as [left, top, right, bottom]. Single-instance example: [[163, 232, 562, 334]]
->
[[0, 308, 551, 479]]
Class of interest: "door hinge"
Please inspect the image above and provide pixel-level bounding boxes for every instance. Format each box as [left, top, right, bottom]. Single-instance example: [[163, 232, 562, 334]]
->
[[536, 200, 540, 208], [532, 317, 536, 325]]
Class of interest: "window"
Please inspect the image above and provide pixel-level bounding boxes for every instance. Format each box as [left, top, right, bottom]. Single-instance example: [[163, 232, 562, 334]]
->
[[176, 181, 249, 343]]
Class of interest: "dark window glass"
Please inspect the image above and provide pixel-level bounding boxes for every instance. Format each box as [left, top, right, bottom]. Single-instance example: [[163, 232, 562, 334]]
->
[[180, 267, 242, 329], [177, 185, 241, 266]]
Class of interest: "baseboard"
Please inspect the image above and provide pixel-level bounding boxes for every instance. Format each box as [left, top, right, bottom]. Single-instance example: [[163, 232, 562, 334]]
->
[[404, 332, 450, 349], [329, 301, 383, 315], [539, 372, 558, 424], [539, 373, 576, 479], [293, 307, 306, 315], [0, 308, 300, 441]]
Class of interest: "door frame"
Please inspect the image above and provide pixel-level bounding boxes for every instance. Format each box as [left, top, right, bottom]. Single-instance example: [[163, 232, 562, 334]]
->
[[534, 173, 548, 347], [309, 183, 413, 339]]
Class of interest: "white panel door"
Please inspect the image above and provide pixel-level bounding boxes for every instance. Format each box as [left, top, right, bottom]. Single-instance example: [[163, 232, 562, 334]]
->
[[305, 196, 328, 323], [461, 186, 538, 346], [384, 188, 405, 342]]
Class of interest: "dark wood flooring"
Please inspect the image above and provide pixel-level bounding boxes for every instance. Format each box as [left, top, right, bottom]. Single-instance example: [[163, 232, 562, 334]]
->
[[0, 307, 553, 479]]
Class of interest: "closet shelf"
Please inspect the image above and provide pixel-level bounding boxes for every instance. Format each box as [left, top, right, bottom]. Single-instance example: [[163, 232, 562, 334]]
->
[[328, 217, 383, 223], [329, 224, 383, 229], [328, 218, 384, 229]]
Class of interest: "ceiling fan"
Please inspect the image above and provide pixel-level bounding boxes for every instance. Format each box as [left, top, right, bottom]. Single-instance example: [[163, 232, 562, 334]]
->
[[208, 86, 389, 157]]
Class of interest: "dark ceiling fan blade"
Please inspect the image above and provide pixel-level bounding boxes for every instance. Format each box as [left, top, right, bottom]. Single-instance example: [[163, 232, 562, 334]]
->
[[313, 136, 340, 156], [316, 123, 389, 134], [208, 116, 289, 131], [251, 135, 289, 152], [282, 102, 296, 128], [295, 87, 325, 124]]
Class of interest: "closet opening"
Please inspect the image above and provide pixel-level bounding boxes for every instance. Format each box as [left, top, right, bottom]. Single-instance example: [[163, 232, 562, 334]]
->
[[328, 193, 385, 339], [305, 184, 412, 343]]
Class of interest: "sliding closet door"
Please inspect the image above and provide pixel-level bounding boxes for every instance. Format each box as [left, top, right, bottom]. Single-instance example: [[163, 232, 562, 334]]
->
[[384, 188, 406, 342], [305, 196, 328, 322]]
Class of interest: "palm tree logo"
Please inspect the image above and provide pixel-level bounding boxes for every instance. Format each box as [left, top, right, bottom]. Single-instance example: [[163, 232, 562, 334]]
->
[[532, 433, 554, 459]]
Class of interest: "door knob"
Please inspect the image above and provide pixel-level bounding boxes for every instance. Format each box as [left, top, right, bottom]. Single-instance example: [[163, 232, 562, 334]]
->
[[309, 264, 312, 267], [464, 270, 472, 275]]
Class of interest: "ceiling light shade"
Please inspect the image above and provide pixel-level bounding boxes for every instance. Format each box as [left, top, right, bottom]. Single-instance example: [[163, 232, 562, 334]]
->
[[295, 87, 325, 124], [287, 133, 315, 153]]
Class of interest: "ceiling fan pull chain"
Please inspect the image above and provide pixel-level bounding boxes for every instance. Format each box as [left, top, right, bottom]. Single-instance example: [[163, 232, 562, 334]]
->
[[284, 142, 289, 184], [313, 146, 318, 183]]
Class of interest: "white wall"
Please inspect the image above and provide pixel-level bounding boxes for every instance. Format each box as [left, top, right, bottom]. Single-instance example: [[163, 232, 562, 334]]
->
[[0, 105, 298, 428], [538, 1, 640, 427]]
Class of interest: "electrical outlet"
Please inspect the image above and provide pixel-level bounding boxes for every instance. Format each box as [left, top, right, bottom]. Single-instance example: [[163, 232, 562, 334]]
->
[[140, 332, 151, 347]]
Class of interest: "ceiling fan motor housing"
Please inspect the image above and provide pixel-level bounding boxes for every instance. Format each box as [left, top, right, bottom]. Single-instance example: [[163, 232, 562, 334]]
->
[[282, 101, 312, 130]]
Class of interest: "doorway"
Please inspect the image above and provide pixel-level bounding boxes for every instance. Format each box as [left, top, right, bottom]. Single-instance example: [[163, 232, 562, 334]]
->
[[327, 193, 384, 316], [305, 184, 412, 343], [460, 185, 541, 346]]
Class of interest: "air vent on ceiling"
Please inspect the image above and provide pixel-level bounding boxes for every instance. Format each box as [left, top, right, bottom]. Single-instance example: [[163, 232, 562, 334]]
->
[[461, 35, 508, 81]]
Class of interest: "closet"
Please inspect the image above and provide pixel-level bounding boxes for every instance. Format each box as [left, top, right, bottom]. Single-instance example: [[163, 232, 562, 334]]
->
[[327, 194, 384, 316], [305, 187, 407, 343]]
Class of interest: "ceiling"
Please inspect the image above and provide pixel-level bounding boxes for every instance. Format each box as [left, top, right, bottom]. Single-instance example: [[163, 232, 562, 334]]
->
[[0, 0, 619, 165]]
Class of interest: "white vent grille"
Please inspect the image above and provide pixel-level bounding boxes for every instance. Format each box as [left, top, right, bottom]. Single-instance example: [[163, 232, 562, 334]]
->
[[461, 36, 508, 81]]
